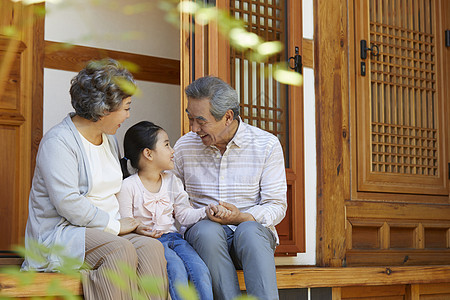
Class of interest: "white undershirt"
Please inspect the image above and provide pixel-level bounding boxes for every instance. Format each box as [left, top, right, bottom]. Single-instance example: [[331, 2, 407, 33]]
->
[[79, 132, 122, 235]]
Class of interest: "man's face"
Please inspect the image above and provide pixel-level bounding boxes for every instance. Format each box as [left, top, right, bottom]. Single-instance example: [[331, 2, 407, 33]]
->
[[186, 97, 229, 147]]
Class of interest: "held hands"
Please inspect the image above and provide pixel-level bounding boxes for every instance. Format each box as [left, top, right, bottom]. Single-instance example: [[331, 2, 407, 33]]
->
[[119, 218, 163, 238], [135, 223, 163, 238], [207, 201, 255, 225]]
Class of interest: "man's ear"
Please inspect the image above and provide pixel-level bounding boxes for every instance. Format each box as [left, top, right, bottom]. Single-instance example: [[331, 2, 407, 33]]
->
[[225, 109, 234, 125], [142, 148, 153, 161]]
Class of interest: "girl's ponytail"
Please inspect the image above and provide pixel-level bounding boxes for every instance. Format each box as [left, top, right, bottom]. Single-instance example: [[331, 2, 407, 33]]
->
[[120, 157, 131, 179]]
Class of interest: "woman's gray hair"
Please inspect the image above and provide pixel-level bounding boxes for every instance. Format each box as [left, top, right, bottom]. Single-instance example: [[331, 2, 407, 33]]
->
[[185, 76, 240, 121], [70, 58, 136, 122]]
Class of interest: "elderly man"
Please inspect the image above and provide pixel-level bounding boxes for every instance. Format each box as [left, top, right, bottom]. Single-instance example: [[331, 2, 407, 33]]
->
[[173, 76, 287, 300]]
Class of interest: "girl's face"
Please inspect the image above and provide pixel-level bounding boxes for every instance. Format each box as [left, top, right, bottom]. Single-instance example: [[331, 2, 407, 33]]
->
[[151, 130, 175, 171], [96, 97, 131, 135]]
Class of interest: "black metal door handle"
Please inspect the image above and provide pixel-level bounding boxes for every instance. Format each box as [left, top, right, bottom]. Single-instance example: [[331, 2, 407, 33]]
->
[[288, 46, 302, 74], [361, 40, 379, 59]]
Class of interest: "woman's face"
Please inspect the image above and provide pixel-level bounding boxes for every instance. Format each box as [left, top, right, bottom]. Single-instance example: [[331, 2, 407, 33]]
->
[[97, 97, 132, 135]]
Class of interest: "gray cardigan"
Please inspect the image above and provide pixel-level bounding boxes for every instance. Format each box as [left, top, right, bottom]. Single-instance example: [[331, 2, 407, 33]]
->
[[22, 113, 121, 271]]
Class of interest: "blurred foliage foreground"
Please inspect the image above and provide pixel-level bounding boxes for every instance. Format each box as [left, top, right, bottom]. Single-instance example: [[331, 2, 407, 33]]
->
[[0, 241, 257, 300], [1, 0, 302, 89]]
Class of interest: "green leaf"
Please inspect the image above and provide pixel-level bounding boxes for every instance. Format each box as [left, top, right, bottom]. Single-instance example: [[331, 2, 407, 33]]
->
[[257, 41, 283, 56], [233, 296, 259, 300], [175, 282, 199, 300], [13, 244, 46, 265], [229, 28, 261, 49], [273, 64, 303, 86], [138, 275, 164, 294], [112, 76, 141, 97], [1, 25, 18, 37], [117, 60, 140, 73], [194, 7, 218, 25], [117, 262, 138, 282], [177, 1, 199, 14], [0, 266, 36, 287], [104, 269, 129, 290]]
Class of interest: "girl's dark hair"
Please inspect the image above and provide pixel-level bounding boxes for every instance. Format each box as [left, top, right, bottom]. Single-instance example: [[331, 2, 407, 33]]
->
[[120, 121, 163, 178]]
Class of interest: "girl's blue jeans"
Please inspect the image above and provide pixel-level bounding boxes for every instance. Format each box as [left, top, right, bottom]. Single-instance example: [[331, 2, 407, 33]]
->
[[158, 232, 212, 300]]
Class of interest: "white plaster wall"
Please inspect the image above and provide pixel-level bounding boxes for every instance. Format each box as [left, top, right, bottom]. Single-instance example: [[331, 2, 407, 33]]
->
[[43, 0, 181, 148], [275, 0, 316, 266]]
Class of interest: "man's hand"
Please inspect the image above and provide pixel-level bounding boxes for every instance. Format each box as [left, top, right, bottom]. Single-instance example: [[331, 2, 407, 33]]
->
[[135, 224, 163, 238], [207, 201, 255, 225], [119, 217, 139, 235], [207, 203, 231, 218]]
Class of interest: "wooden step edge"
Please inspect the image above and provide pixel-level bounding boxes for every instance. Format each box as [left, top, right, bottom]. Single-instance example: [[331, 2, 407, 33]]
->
[[2, 265, 450, 297]]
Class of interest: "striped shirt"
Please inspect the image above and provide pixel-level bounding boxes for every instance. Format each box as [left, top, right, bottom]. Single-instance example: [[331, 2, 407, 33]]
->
[[173, 118, 287, 244]]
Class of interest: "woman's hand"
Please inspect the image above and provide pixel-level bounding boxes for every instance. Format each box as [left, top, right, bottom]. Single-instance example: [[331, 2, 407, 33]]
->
[[135, 224, 163, 238], [119, 217, 139, 235]]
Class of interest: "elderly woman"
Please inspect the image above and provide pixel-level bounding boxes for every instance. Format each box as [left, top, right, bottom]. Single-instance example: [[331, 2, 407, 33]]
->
[[22, 59, 170, 300]]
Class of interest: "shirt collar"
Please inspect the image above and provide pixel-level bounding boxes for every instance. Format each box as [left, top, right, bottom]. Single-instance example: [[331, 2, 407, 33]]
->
[[229, 116, 245, 148], [204, 116, 245, 152]]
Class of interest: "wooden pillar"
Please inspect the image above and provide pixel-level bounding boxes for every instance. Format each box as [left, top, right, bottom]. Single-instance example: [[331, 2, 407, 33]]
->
[[314, 0, 350, 267]]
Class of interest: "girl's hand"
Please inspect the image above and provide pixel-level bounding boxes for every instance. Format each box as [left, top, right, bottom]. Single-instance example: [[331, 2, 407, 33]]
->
[[135, 224, 163, 238], [119, 217, 139, 235], [207, 203, 231, 219]]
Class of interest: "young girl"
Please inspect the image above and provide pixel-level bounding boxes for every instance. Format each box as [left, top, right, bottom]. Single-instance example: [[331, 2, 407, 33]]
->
[[116, 121, 213, 300]]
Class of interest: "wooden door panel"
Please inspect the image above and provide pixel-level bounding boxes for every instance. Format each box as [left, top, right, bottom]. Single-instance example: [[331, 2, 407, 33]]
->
[[0, 1, 43, 251], [341, 285, 406, 299], [0, 125, 19, 249], [354, 0, 448, 197], [0, 51, 22, 110]]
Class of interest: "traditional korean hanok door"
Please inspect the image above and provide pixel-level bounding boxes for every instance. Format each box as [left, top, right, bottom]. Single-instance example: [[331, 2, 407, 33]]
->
[[0, 1, 44, 252], [181, 0, 305, 255], [347, 0, 450, 266]]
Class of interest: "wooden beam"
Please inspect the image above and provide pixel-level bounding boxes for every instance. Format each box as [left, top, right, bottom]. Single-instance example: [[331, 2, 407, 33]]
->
[[44, 41, 180, 85], [240, 266, 450, 290], [346, 250, 450, 267], [0, 273, 83, 298], [3, 265, 450, 297], [346, 201, 450, 221]]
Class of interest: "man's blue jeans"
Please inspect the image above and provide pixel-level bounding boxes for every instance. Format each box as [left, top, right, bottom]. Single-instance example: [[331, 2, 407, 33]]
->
[[185, 220, 278, 300], [158, 232, 213, 300]]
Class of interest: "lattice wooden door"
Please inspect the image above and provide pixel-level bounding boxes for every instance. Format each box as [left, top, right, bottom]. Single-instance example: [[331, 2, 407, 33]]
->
[[230, 0, 288, 153], [354, 0, 448, 197]]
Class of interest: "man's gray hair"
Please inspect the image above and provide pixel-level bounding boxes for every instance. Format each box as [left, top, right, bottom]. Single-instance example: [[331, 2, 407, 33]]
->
[[185, 76, 240, 121]]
